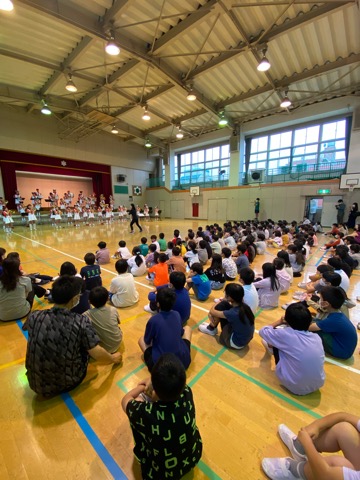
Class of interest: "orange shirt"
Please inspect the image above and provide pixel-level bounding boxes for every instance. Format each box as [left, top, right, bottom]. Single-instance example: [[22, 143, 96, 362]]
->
[[148, 262, 170, 286], [166, 256, 186, 274]]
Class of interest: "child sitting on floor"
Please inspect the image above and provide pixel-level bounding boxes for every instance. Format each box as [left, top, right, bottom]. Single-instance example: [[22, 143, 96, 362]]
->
[[85, 286, 122, 353], [199, 283, 255, 350], [138, 288, 192, 371], [122, 353, 202, 480], [186, 262, 211, 301], [259, 302, 325, 395]]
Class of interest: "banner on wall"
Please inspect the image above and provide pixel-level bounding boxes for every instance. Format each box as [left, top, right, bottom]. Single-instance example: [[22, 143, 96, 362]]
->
[[132, 185, 142, 196]]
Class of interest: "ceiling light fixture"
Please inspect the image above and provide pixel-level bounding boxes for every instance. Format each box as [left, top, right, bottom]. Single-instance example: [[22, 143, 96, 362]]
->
[[40, 100, 52, 115], [142, 105, 151, 121], [218, 111, 228, 126], [111, 125, 118, 134], [186, 86, 197, 102], [145, 138, 152, 148], [65, 74, 77, 93], [0, 0, 14, 11], [176, 125, 184, 139], [280, 91, 292, 108], [257, 47, 271, 72], [105, 36, 120, 56]]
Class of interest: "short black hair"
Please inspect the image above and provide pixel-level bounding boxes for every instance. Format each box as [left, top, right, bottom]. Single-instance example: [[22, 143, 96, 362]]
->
[[59, 261, 77, 276], [285, 303, 312, 331], [119, 240, 126, 247], [257, 233, 265, 241], [149, 244, 157, 253], [84, 252, 95, 265], [170, 271, 186, 290], [327, 257, 343, 270], [97, 241, 106, 249], [322, 271, 341, 287], [172, 246, 180, 256], [317, 264, 333, 274], [141, 237, 147, 244], [159, 232, 165, 239], [115, 259, 128, 274], [273, 258, 284, 270], [239, 267, 255, 285], [222, 247, 231, 258], [320, 286, 346, 309], [237, 243, 247, 254], [52, 275, 83, 304], [151, 353, 186, 402], [89, 286, 109, 308], [190, 262, 203, 275], [156, 287, 176, 312], [158, 253, 168, 263]]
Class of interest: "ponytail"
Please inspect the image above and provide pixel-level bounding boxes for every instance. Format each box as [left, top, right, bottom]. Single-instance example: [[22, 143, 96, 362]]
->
[[135, 251, 144, 267]]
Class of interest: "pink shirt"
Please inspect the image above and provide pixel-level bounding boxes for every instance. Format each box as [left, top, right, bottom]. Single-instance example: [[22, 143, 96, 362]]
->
[[96, 248, 110, 265]]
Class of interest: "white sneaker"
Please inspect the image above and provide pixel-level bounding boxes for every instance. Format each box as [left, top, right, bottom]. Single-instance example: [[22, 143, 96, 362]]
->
[[198, 323, 218, 336], [144, 305, 156, 314], [261, 338, 273, 355], [261, 457, 299, 480], [297, 282, 307, 289], [214, 298, 223, 304], [278, 424, 307, 462]]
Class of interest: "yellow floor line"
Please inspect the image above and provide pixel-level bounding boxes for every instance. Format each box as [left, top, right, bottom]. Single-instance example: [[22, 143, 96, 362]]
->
[[121, 311, 148, 325], [0, 357, 25, 370]]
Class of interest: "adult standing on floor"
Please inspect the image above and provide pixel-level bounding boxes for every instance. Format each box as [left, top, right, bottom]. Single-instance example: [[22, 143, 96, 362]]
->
[[254, 198, 260, 219], [335, 199, 346, 224], [128, 203, 142, 233], [347, 202, 359, 229]]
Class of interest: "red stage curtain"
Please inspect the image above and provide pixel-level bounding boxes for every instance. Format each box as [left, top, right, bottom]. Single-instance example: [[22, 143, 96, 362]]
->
[[0, 150, 112, 209]]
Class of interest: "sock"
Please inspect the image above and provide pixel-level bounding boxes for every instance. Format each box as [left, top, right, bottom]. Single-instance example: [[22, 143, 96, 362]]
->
[[207, 325, 215, 331], [294, 438, 306, 455], [287, 458, 301, 478]]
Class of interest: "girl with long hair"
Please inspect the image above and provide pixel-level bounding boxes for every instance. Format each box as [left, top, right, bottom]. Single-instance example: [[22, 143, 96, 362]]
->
[[287, 244, 306, 277], [204, 254, 226, 290], [199, 283, 255, 349], [254, 262, 281, 309], [127, 247, 146, 277], [0, 257, 34, 321]]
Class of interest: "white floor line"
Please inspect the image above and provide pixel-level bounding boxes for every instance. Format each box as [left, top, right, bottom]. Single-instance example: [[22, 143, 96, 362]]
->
[[13, 233, 210, 314]]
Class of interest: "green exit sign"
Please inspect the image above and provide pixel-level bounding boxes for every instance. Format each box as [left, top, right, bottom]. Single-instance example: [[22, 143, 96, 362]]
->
[[317, 189, 331, 194]]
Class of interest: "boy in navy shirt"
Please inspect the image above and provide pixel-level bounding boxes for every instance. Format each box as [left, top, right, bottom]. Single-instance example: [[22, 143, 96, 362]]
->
[[80, 252, 102, 291], [309, 286, 357, 359], [144, 271, 191, 325], [139, 288, 192, 371]]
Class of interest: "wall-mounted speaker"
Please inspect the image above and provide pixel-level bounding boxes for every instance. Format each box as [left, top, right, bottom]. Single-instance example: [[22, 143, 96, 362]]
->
[[230, 134, 239, 152], [117, 174, 126, 182]]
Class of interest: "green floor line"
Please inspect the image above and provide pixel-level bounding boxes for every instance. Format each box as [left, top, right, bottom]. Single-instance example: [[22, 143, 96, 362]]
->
[[197, 460, 223, 480], [116, 363, 146, 390], [216, 358, 322, 419], [191, 344, 216, 359], [188, 347, 227, 388]]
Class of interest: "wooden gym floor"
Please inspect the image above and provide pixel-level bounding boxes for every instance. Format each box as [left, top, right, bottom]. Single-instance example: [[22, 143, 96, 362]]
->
[[0, 218, 359, 480]]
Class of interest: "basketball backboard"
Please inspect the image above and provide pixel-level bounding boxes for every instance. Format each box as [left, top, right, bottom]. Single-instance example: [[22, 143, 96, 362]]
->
[[340, 173, 360, 191]]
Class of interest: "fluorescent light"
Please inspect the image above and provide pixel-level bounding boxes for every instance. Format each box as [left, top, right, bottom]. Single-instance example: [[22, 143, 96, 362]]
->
[[0, 0, 14, 11], [111, 125, 118, 134], [105, 39, 120, 56], [280, 95, 292, 108], [65, 75, 77, 93]]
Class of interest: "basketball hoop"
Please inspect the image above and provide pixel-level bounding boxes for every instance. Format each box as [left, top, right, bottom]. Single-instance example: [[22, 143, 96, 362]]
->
[[190, 193, 195, 199], [349, 185, 355, 192]]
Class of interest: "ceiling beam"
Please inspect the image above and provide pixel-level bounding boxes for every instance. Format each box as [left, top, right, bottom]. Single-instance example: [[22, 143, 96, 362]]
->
[[101, 0, 131, 29], [111, 83, 174, 116], [151, 0, 219, 54], [216, 53, 360, 108], [0, 47, 103, 84], [186, 2, 349, 79], [16, 0, 219, 116], [40, 35, 94, 95], [79, 59, 139, 106], [144, 108, 209, 134]]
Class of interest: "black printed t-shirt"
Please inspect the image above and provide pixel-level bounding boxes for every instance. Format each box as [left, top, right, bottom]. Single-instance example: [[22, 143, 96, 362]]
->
[[80, 264, 102, 291], [24, 307, 99, 396], [126, 385, 202, 480]]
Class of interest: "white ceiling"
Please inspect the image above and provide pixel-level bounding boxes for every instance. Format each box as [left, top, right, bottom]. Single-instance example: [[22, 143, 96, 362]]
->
[[0, 0, 359, 150]]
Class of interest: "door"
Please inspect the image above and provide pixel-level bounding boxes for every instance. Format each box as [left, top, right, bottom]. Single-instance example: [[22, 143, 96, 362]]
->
[[170, 200, 185, 219], [321, 196, 343, 227], [305, 197, 323, 223], [208, 198, 227, 221]]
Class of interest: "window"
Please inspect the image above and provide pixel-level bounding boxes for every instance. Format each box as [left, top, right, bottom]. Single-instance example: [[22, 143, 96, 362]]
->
[[247, 118, 348, 175], [176, 142, 230, 186]]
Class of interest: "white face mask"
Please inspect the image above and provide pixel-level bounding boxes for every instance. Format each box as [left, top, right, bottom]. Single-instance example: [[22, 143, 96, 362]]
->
[[319, 278, 326, 286]]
